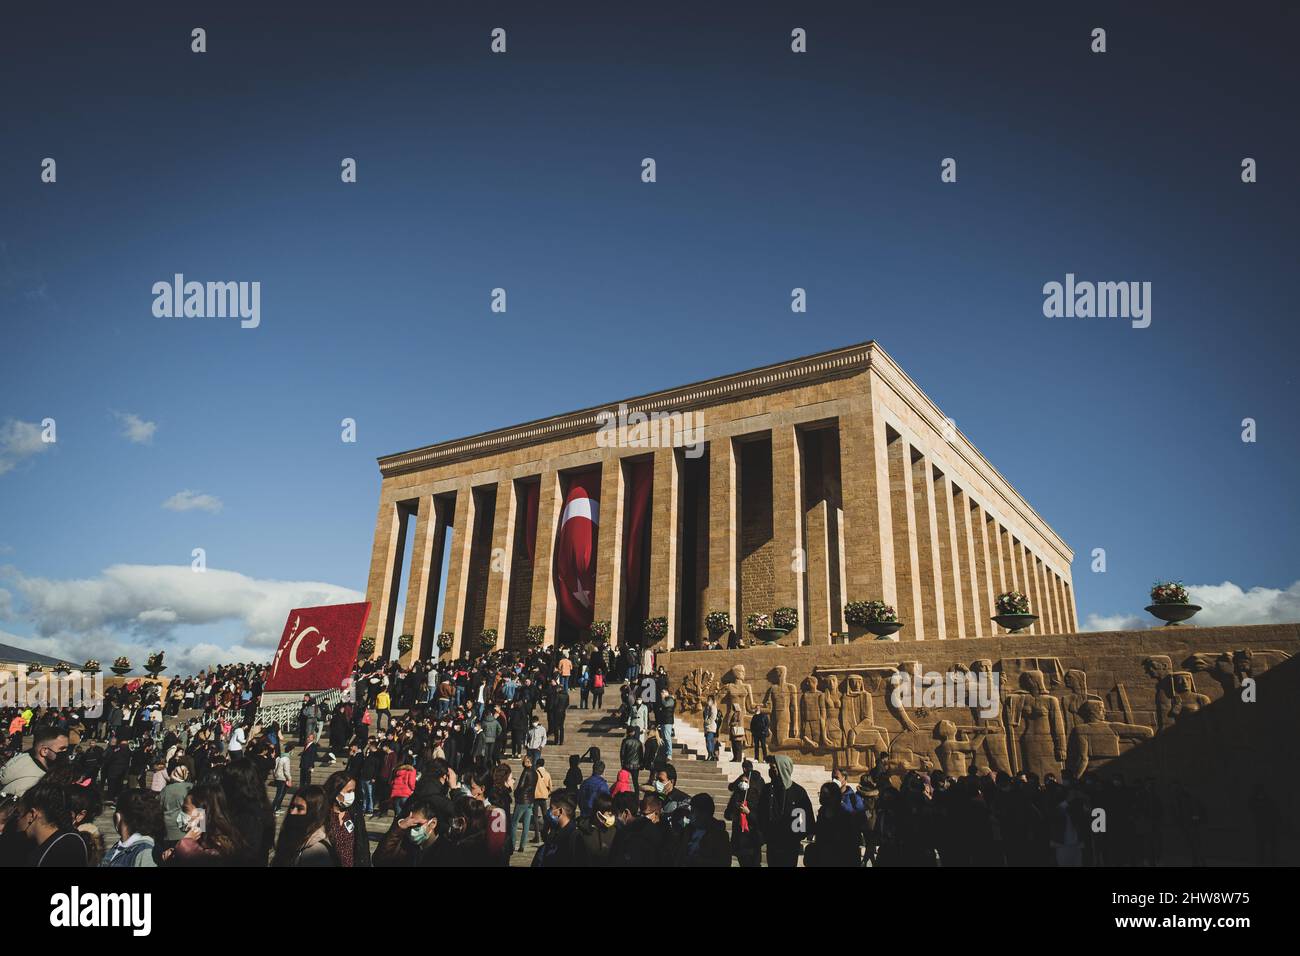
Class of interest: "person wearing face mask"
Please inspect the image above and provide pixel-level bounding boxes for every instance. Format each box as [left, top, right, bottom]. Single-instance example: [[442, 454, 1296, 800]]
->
[[10, 781, 87, 867], [374, 798, 439, 866], [651, 764, 693, 834], [322, 770, 372, 867], [0, 726, 70, 798], [162, 784, 246, 866], [608, 792, 669, 866], [531, 791, 580, 867], [574, 790, 617, 865], [272, 785, 337, 867], [159, 765, 194, 849], [724, 760, 765, 867], [100, 788, 164, 867]]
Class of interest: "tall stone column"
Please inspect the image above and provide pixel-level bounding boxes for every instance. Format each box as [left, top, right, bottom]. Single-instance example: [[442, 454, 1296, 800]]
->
[[364, 497, 409, 660], [973, 505, 995, 639], [482, 478, 518, 644], [647, 447, 681, 649], [594, 455, 627, 650], [441, 484, 477, 659], [529, 468, 561, 645], [771, 424, 806, 644], [400, 496, 449, 665], [703, 437, 739, 642], [933, 472, 966, 639], [990, 517, 1008, 596], [1064, 582, 1077, 632], [803, 467, 833, 645], [1018, 543, 1037, 635], [887, 437, 924, 640], [956, 488, 984, 638], [1039, 558, 1054, 634], [911, 455, 944, 640], [839, 410, 896, 613]]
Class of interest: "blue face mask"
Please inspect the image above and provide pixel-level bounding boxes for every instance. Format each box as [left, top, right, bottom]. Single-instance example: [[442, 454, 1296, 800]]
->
[[548, 810, 561, 824]]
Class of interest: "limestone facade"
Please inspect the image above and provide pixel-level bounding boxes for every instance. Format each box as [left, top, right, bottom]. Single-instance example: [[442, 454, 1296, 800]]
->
[[362, 341, 1075, 661]]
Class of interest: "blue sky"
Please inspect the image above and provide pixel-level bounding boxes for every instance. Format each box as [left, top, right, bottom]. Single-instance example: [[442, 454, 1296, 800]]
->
[[2, 2, 1297, 670]]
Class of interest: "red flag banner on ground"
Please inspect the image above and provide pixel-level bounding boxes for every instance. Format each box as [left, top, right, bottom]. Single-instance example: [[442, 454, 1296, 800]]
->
[[554, 470, 600, 630], [623, 459, 653, 608], [264, 601, 371, 692]]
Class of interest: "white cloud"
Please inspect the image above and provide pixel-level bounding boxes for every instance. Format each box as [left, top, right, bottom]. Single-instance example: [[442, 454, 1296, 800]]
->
[[1082, 612, 1148, 632], [1, 564, 363, 674], [0, 419, 51, 476], [162, 490, 223, 513], [113, 411, 157, 444], [1082, 579, 1300, 631]]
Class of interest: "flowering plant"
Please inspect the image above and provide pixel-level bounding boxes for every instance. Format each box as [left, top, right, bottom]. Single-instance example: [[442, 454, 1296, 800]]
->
[[112, 656, 132, 673], [82, 659, 101, 674], [26, 662, 43, 675], [436, 632, 454, 651], [772, 607, 798, 631], [478, 629, 499, 652], [995, 591, 1031, 615], [357, 637, 376, 659], [397, 634, 414, 654], [525, 625, 546, 648], [746, 612, 771, 632], [845, 601, 896, 626], [588, 620, 611, 642], [1150, 581, 1189, 605], [145, 651, 166, 674], [642, 617, 668, 643], [52, 661, 72, 675], [704, 610, 731, 635]]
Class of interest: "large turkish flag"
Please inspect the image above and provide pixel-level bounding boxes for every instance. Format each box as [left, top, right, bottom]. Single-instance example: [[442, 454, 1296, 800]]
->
[[554, 471, 600, 630], [264, 602, 371, 692]]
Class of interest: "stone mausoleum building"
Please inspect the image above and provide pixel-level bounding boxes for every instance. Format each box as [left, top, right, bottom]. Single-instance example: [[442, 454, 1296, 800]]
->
[[363, 341, 1076, 660]]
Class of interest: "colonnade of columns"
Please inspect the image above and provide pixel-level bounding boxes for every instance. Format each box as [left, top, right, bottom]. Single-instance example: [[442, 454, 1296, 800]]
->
[[364, 410, 1076, 661]]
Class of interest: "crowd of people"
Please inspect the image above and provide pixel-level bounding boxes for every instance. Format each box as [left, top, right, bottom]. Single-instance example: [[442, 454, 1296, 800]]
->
[[0, 643, 1272, 867]]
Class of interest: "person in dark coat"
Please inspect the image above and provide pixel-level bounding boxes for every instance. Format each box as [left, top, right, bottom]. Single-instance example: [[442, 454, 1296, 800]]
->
[[723, 760, 765, 867], [757, 754, 814, 867], [805, 782, 863, 867], [532, 791, 580, 867]]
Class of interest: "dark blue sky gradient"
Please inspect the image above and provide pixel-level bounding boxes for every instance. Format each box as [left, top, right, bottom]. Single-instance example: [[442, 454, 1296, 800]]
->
[[1, 1, 1296, 652]]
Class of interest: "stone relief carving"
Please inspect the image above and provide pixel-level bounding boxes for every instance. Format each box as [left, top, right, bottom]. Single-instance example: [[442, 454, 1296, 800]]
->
[[671, 647, 1291, 780]]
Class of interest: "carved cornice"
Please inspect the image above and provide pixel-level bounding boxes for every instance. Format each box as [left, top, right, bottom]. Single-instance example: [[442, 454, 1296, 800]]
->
[[378, 341, 875, 477]]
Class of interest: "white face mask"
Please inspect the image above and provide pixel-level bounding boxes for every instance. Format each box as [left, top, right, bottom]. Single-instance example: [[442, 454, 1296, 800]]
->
[[339, 791, 355, 808]]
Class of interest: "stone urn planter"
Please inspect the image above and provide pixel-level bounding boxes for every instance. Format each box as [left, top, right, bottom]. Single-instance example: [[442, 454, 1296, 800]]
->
[[110, 664, 131, 676], [751, 627, 789, 646], [1145, 603, 1201, 626], [992, 613, 1038, 634], [864, 621, 904, 640]]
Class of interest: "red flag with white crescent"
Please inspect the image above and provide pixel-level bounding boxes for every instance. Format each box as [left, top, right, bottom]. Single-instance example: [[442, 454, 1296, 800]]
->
[[554, 470, 600, 630], [264, 601, 371, 692]]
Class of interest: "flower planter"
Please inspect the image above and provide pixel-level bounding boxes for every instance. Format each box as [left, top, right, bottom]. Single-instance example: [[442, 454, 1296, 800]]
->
[[992, 613, 1038, 634], [864, 621, 904, 640], [110, 665, 131, 676], [750, 627, 789, 646], [1145, 603, 1201, 626]]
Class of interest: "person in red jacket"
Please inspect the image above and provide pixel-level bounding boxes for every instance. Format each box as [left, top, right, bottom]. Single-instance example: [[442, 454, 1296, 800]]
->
[[390, 763, 417, 820]]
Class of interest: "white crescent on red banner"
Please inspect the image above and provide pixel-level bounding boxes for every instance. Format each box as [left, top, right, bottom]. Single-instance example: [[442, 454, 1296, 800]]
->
[[554, 471, 600, 630], [264, 601, 371, 692]]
